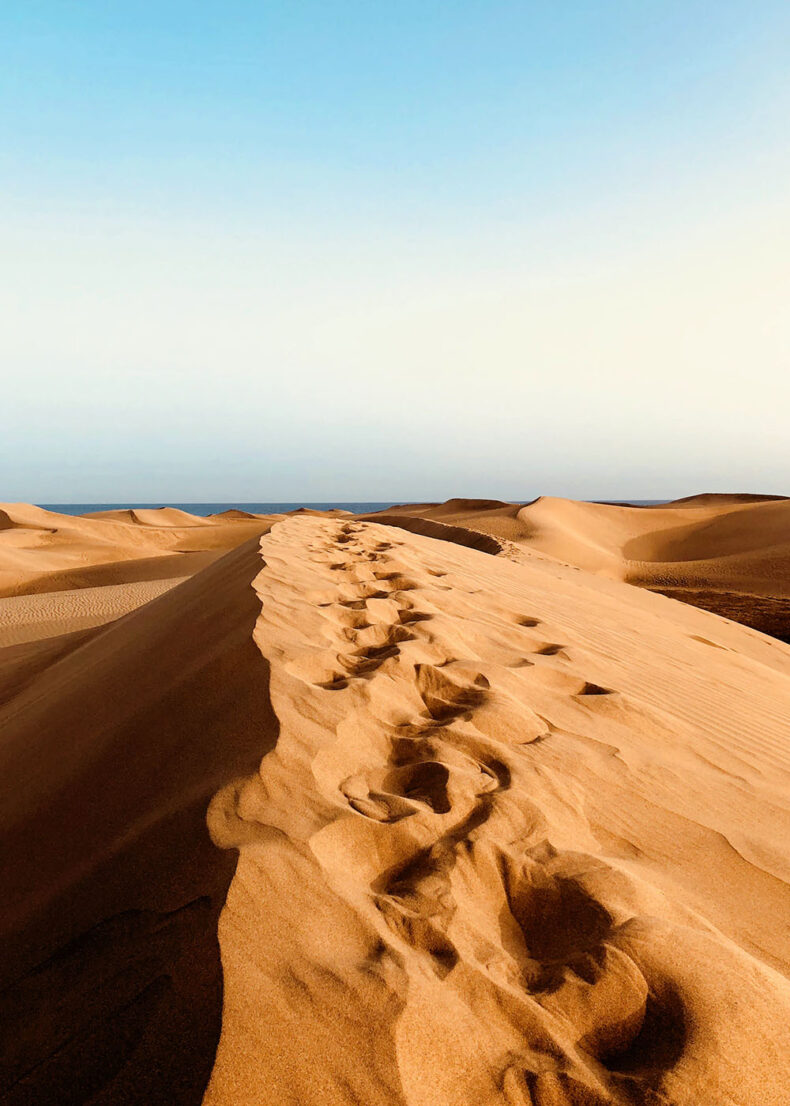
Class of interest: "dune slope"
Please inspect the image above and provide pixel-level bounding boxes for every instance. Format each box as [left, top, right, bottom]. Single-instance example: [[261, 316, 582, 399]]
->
[[0, 502, 272, 599], [2, 513, 790, 1104], [0, 538, 279, 1105], [205, 517, 790, 1106]]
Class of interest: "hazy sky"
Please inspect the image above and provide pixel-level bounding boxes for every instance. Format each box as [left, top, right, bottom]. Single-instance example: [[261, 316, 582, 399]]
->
[[2, 2, 789, 502]]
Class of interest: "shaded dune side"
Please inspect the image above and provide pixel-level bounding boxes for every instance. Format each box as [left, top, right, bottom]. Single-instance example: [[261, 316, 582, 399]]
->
[[621, 497, 790, 567], [6, 550, 223, 596], [369, 500, 529, 544], [209, 509, 267, 520], [0, 538, 277, 1106], [0, 626, 101, 709], [416, 497, 516, 514], [357, 512, 505, 555], [621, 498, 790, 642], [643, 587, 790, 644], [205, 517, 790, 1106]]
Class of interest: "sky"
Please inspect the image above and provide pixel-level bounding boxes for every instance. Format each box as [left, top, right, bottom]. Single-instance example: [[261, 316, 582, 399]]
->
[[2, 1, 789, 503]]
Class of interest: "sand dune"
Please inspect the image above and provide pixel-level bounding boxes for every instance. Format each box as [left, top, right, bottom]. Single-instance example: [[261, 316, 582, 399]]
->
[[0, 505, 275, 657], [0, 539, 279, 1104], [0, 578, 191, 646], [204, 516, 790, 1106], [0, 503, 273, 599], [209, 509, 268, 521], [83, 507, 215, 527], [648, 493, 788, 508], [1, 506, 789, 1103], [372, 495, 790, 640]]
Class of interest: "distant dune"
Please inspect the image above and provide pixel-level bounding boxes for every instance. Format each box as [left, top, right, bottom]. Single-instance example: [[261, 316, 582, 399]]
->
[[1, 502, 789, 1103], [83, 506, 215, 527], [0, 501, 274, 603], [370, 494, 790, 640]]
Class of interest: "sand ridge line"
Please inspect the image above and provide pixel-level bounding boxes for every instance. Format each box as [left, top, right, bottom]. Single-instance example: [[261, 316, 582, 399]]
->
[[204, 515, 790, 1106]]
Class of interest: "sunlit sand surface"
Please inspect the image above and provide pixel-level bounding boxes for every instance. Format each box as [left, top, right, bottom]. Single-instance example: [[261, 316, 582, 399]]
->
[[1, 499, 789, 1104]]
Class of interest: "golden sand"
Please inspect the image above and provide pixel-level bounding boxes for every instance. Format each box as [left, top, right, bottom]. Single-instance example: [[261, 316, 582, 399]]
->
[[1, 500, 789, 1104]]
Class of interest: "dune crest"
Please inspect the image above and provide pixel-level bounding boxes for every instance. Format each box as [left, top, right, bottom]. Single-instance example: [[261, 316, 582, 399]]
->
[[203, 517, 790, 1105], [83, 506, 213, 527], [2, 510, 790, 1103]]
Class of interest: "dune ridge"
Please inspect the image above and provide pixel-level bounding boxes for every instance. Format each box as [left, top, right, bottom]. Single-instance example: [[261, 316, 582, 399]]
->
[[1, 508, 790, 1103], [203, 516, 790, 1105]]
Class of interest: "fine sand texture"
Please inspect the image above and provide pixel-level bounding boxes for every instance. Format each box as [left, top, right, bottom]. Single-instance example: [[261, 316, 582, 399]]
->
[[1, 507, 790, 1104]]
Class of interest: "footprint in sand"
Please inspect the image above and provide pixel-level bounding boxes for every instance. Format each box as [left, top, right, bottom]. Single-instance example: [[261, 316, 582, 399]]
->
[[689, 634, 727, 650], [316, 675, 349, 691], [336, 623, 415, 678], [501, 1067, 611, 1106], [372, 570, 421, 592], [532, 643, 566, 656], [399, 611, 433, 626], [415, 663, 490, 722], [497, 845, 690, 1100], [341, 761, 452, 823], [577, 681, 613, 697]]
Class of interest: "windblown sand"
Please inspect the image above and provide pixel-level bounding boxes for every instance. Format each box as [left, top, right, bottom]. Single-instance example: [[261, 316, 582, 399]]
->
[[1, 500, 789, 1104]]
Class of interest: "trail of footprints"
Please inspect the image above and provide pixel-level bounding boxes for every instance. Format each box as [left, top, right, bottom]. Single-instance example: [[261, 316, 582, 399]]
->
[[298, 522, 684, 1104]]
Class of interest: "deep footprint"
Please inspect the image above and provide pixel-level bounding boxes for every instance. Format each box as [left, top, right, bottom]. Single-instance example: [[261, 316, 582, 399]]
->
[[415, 664, 490, 721]]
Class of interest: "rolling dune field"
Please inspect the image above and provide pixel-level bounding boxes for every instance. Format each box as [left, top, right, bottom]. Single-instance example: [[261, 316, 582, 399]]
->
[[1, 501, 789, 1104]]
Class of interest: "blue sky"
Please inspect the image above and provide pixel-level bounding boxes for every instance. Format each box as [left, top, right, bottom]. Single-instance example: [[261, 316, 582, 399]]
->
[[3, 2, 789, 501]]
